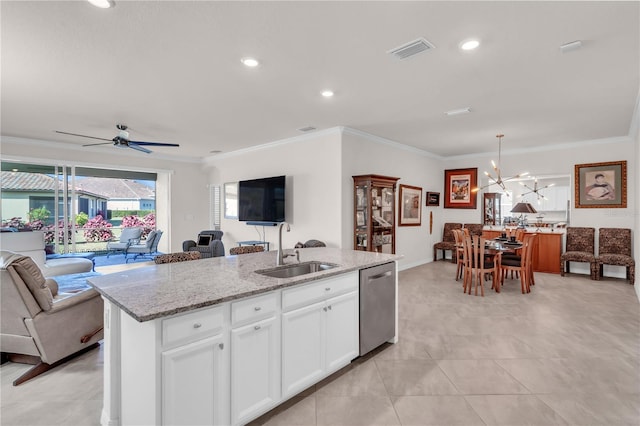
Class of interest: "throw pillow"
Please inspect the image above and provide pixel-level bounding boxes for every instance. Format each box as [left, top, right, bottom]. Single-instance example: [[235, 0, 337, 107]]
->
[[11, 256, 54, 311]]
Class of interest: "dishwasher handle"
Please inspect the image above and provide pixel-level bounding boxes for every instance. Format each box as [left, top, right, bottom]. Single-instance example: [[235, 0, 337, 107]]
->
[[368, 271, 392, 281]]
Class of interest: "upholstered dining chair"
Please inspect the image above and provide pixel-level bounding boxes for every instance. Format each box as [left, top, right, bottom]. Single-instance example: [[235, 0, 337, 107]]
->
[[463, 223, 484, 237], [560, 227, 597, 279], [433, 222, 462, 262], [452, 229, 465, 281], [154, 251, 201, 264], [501, 233, 537, 294], [596, 228, 635, 284], [229, 245, 265, 255]]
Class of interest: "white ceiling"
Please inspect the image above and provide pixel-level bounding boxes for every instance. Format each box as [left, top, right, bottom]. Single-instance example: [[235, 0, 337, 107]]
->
[[2, 1, 638, 160]]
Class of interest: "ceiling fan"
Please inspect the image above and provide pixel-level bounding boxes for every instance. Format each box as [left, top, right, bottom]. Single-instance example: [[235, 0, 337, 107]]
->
[[55, 124, 179, 154]]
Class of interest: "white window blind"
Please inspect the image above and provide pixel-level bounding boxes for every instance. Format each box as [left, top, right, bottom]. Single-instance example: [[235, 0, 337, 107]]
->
[[210, 184, 221, 230]]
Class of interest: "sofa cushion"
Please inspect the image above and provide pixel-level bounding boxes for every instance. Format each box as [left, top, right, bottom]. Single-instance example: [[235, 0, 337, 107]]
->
[[11, 256, 54, 311]]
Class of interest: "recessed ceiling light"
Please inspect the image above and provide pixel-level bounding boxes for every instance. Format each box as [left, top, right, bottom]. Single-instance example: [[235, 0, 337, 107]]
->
[[87, 0, 115, 8], [559, 40, 582, 53], [321, 90, 334, 98], [444, 107, 471, 116], [459, 39, 480, 51], [241, 57, 259, 67]]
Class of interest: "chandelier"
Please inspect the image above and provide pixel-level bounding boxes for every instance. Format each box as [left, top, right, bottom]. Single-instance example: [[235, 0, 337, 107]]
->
[[520, 177, 555, 204], [473, 134, 528, 196]]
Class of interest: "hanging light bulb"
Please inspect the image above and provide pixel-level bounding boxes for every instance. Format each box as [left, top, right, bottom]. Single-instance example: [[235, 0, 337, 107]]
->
[[472, 134, 529, 196]]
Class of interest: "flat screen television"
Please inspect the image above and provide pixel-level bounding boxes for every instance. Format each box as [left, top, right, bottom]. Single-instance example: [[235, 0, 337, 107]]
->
[[238, 175, 286, 223]]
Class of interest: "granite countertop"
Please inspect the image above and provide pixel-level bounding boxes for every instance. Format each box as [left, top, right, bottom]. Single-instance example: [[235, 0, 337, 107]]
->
[[88, 247, 400, 323]]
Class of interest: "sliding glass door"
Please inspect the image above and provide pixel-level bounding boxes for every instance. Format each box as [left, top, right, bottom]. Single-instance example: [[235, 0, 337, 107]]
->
[[1, 161, 156, 254]]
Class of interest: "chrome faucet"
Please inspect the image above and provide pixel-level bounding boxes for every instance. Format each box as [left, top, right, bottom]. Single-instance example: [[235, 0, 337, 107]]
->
[[276, 222, 290, 266]]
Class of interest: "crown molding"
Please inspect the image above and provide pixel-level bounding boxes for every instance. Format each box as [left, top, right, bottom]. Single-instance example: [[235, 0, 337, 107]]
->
[[444, 135, 634, 162], [341, 127, 442, 159], [0, 135, 202, 164], [203, 127, 343, 164]]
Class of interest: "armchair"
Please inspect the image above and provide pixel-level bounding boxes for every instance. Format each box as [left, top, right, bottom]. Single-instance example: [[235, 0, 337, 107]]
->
[[126, 230, 163, 262], [106, 227, 143, 258], [183, 230, 225, 258], [0, 251, 104, 385]]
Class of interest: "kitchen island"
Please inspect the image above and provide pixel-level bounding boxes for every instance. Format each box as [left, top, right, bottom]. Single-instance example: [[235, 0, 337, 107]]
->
[[88, 247, 400, 426]]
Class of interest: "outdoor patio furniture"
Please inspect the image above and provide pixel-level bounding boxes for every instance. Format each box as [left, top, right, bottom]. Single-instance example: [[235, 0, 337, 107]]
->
[[126, 230, 163, 263], [106, 227, 143, 258]]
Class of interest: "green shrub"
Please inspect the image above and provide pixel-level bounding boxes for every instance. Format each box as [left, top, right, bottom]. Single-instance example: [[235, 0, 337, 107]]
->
[[76, 212, 89, 227]]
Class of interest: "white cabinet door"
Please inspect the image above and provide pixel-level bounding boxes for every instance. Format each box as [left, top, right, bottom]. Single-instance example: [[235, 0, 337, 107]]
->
[[325, 291, 359, 374], [281, 301, 324, 398], [162, 333, 228, 426], [231, 316, 281, 425]]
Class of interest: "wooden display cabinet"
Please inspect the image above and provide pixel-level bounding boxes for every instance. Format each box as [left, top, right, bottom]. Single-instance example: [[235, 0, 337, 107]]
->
[[353, 174, 400, 254], [483, 193, 502, 225]]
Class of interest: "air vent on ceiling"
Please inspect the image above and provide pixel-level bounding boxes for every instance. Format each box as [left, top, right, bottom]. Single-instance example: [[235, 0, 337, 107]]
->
[[298, 126, 317, 132], [388, 37, 435, 60]]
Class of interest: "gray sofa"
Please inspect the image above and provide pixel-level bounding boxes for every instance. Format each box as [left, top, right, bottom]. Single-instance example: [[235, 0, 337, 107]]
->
[[0, 231, 93, 277]]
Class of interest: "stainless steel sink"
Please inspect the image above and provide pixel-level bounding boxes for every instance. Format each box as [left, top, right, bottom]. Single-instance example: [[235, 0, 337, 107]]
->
[[256, 261, 339, 278]]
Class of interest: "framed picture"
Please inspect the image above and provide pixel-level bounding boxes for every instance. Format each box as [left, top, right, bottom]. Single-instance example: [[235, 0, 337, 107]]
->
[[575, 160, 627, 208], [426, 191, 440, 207], [356, 210, 366, 227], [444, 168, 477, 209], [356, 187, 365, 208], [398, 184, 422, 226]]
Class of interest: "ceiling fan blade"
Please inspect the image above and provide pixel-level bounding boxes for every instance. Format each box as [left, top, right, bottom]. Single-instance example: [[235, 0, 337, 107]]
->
[[83, 142, 114, 147], [129, 141, 180, 147], [55, 130, 112, 142], [128, 144, 152, 154]]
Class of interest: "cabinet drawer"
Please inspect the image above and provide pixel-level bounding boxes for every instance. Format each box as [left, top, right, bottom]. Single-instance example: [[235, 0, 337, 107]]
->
[[231, 292, 278, 327], [162, 305, 226, 348], [282, 272, 358, 312]]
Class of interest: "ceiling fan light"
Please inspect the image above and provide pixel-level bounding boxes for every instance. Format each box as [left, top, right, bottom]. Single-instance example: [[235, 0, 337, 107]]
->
[[87, 0, 115, 9]]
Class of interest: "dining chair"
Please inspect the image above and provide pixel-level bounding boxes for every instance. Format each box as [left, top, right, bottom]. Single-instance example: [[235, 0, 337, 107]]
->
[[462, 223, 483, 237], [433, 222, 462, 262], [460, 232, 474, 294], [452, 229, 465, 281], [500, 233, 536, 293], [560, 227, 597, 279], [596, 228, 635, 284], [466, 235, 501, 297]]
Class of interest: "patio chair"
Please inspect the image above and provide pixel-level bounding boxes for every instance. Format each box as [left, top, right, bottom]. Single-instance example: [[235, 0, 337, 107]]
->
[[106, 227, 143, 258], [126, 230, 163, 263]]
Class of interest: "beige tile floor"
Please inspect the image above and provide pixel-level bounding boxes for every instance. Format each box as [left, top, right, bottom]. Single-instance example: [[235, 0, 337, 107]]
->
[[2, 261, 639, 425]]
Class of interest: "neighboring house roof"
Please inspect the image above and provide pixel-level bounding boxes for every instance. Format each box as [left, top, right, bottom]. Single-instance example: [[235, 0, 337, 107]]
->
[[1, 171, 105, 199], [75, 177, 155, 200]]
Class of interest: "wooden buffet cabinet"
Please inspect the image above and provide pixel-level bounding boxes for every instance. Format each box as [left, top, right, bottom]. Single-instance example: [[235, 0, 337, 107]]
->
[[482, 230, 563, 274]]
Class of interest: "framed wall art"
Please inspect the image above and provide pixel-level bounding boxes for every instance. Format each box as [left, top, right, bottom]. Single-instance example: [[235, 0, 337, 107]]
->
[[398, 184, 422, 226], [444, 168, 477, 209], [575, 160, 627, 208], [426, 191, 440, 207]]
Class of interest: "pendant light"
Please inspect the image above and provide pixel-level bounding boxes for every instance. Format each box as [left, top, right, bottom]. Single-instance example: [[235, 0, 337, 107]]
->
[[472, 134, 528, 196]]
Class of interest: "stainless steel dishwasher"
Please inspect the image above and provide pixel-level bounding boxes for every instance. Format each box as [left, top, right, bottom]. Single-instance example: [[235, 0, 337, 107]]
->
[[359, 261, 396, 356]]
